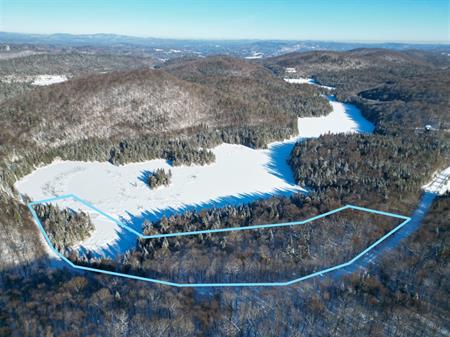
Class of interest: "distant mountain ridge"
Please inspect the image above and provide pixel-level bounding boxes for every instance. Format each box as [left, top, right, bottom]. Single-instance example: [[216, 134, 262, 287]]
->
[[1, 31, 449, 59]]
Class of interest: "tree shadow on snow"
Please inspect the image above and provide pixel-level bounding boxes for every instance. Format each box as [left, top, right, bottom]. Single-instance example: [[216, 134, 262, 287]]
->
[[82, 188, 304, 259], [265, 141, 301, 183], [137, 170, 151, 185]]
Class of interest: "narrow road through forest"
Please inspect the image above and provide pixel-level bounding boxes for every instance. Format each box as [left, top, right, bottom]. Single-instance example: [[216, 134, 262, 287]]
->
[[334, 165, 449, 278]]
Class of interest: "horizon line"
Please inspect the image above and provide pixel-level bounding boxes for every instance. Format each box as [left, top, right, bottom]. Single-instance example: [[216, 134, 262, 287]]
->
[[1, 30, 449, 46]]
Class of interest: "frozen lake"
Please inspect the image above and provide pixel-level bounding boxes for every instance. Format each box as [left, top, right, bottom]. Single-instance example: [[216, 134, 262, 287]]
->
[[16, 79, 374, 256]]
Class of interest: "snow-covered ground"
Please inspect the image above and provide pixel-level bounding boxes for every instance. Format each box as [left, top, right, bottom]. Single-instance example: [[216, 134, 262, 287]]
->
[[423, 166, 450, 195], [31, 75, 68, 86], [297, 96, 374, 137], [284, 77, 334, 90], [245, 52, 263, 59], [17, 145, 307, 256], [1, 74, 67, 86], [15, 78, 375, 257], [284, 78, 315, 85]]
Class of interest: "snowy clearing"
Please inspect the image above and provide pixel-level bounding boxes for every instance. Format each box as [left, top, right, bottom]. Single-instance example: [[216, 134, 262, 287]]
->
[[245, 52, 263, 59], [1, 74, 68, 86], [31, 75, 68, 86], [423, 166, 450, 195], [16, 78, 375, 256]]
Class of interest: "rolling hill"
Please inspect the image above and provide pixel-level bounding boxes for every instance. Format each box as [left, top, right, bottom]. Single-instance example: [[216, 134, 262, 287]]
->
[[265, 49, 450, 132], [0, 55, 330, 149]]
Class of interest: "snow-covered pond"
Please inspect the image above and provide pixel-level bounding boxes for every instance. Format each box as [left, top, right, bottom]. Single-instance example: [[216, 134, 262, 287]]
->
[[15, 78, 374, 256]]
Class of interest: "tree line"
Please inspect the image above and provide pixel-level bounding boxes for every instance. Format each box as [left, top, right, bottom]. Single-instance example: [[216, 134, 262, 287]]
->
[[3, 122, 298, 192]]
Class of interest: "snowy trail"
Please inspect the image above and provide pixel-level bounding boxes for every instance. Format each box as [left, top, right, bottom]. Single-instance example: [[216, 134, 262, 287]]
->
[[16, 78, 374, 257], [329, 164, 449, 277], [331, 191, 438, 279]]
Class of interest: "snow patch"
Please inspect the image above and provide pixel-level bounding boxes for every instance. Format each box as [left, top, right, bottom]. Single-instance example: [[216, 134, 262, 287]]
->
[[31, 75, 68, 86], [245, 52, 263, 59], [423, 166, 450, 195], [1, 74, 68, 85], [285, 77, 334, 90], [285, 78, 315, 85]]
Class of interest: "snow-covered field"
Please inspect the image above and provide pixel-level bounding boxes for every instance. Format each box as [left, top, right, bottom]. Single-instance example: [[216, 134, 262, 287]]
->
[[31, 75, 68, 86], [1, 74, 67, 86], [15, 78, 375, 256]]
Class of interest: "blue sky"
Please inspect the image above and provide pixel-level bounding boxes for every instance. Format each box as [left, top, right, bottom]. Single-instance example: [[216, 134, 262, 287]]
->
[[0, 0, 448, 42]]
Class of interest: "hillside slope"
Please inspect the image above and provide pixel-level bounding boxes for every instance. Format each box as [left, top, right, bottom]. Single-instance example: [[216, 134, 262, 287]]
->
[[0, 69, 216, 146], [162, 55, 331, 119], [0, 53, 155, 76], [265, 49, 450, 132], [0, 53, 156, 102], [1, 56, 331, 149]]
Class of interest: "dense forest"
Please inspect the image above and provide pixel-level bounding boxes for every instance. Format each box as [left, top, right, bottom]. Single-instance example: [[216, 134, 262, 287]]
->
[[161, 55, 332, 119], [0, 81, 33, 102], [0, 53, 155, 102], [63, 195, 400, 284], [1, 194, 448, 337], [350, 69, 450, 134], [33, 203, 94, 252], [289, 132, 449, 205], [0, 195, 46, 272], [0, 56, 329, 149], [0, 53, 155, 77]]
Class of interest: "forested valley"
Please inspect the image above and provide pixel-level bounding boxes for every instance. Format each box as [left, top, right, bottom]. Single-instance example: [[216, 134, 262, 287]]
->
[[265, 49, 450, 134], [1, 48, 449, 336]]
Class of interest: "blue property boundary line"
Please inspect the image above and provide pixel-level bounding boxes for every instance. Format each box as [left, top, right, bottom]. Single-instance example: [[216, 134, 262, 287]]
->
[[28, 194, 411, 287]]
